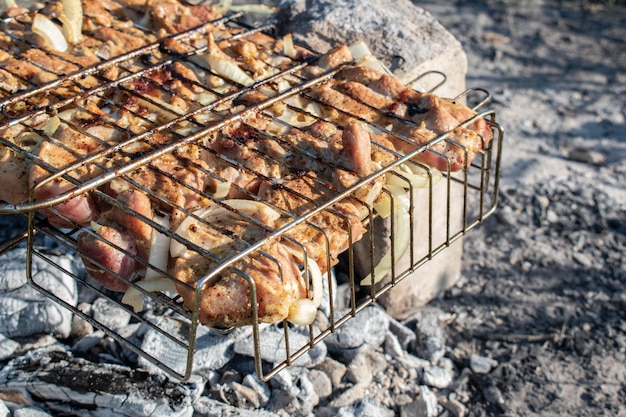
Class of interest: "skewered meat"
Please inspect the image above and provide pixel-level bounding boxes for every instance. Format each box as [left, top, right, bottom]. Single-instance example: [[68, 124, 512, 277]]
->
[[0, 0, 494, 328]]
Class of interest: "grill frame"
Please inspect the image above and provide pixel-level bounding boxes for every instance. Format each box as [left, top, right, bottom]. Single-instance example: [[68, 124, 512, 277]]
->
[[0, 2, 503, 381]]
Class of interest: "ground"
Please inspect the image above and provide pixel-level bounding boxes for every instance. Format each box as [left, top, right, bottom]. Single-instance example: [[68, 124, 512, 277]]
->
[[417, 1, 626, 416]]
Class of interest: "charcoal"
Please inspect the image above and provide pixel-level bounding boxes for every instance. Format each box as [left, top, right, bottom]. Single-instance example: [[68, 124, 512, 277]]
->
[[13, 409, 52, 417], [193, 397, 280, 417], [0, 345, 202, 417], [233, 325, 327, 367], [242, 374, 271, 407], [0, 248, 77, 339], [268, 368, 317, 417], [0, 333, 18, 361], [91, 297, 131, 331], [139, 316, 235, 375]]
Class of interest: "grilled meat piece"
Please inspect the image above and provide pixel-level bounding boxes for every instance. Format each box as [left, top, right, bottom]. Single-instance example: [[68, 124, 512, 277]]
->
[[173, 201, 307, 327], [314, 65, 493, 171]]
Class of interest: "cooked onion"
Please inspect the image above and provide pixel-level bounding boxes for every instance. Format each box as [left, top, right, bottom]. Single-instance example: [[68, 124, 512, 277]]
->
[[14, 132, 45, 152], [145, 215, 170, 280], [287, 298, 318, 326], [4, 0, 17, 8], [32, 13, 69, 52], [283, 33, 296, 59], [121, 277, 178, 313], [360, 185, 411, 286], [170, 200, 281, 258], [204, 33, 254, 87], [212, 180, 232, 199], [60, 0, 83, 44], [387, 163, 442, 189]]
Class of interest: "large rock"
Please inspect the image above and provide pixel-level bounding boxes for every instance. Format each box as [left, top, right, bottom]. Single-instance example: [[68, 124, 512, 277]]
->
[[277, 0, 468, 318], [277, 0, 467, 95]]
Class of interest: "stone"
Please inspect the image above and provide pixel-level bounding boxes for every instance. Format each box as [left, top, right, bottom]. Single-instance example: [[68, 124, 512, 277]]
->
[[325, 305, 390, 360], [315, 357, 347, 386], [389, 317, 417, 351], [277, 0, 467, 95], [277, 0, 468, 319], [0, 248, 77, 339], [414, 311, 447, 363], [345, 350, 375, 386], [400, 385, 439, 417], [327, 383, 367, 408], [384, 332, 406, 359], [469, 354, 499, 374], [0, 401, 8, 417], [307, 369, 332, 399], [422, 366, 454, 389], [335, 398, 395, 417], [440, 397, 467, 417]]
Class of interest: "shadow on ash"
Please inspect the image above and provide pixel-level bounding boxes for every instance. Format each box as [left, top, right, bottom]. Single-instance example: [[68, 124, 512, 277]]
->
[[0, 0, 498, 416]]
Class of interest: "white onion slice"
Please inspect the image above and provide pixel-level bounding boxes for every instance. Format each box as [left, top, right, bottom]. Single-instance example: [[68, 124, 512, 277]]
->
[[283, 33, 296, 59], [121, 278, 178, 313], [287, 298, 317, 326], [170, 200, 281, 258], [145, 215, 170, 281], [212, 180, 232, 199], [204, 34, 254, 87], [387, 163, 442, 189], [205, 54, 255, 87], [360, 185, 411, 286], [60, 0, 83, 44], [32, 14, 68, 52]]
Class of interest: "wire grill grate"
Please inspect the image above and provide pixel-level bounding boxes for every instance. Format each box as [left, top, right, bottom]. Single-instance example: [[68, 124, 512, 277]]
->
[[0, 1, 503, 380]]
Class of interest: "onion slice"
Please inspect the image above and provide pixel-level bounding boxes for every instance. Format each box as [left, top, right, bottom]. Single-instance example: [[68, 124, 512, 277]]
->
[[360, 185, 411, 286], [204, 33, 254, 87], [60, 0, 83, 44], [145, 215, 170, 281], [121, 278, 178, 313], [387, 163, 442, 189], [32, 14, 68, 52]]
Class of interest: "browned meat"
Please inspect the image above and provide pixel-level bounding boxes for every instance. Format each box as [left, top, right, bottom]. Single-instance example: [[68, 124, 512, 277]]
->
[[309, 65, 493, 172], [172, 200, 307, 327], [78, 224, 139, 292], [259, 175, 368, 272], [0, 151, 30, 204], [148, 0, 221, 34], [30, 141, 100, 228]]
